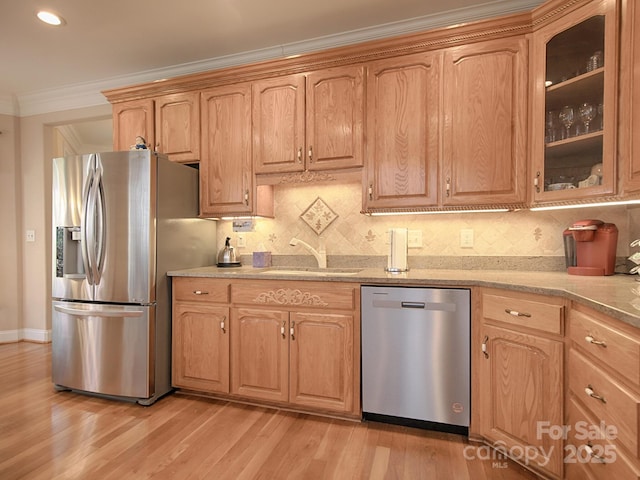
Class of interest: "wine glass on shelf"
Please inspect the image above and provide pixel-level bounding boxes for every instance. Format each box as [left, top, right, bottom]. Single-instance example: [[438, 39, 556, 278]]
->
[[545, 110, 557, 143], [558, 105, 575, 139], [578, 103, 596, 134]]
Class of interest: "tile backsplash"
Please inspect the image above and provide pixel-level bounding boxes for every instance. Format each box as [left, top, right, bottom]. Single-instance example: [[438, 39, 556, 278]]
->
[[216, 181, 632, 270]]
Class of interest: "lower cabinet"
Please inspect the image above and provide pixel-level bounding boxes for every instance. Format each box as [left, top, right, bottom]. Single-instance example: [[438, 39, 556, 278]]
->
[[475, 288, 565, 479], [173, 302, 230, 393], [171, 277, 231, 393], [565, 303, 640, 479], [231, 308, 355, 413], [172, 277, 360, 418]]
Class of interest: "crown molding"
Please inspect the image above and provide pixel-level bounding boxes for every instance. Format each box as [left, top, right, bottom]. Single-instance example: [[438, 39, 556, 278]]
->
[[8, 0, 541, 117], [0, 95, 18, 117]]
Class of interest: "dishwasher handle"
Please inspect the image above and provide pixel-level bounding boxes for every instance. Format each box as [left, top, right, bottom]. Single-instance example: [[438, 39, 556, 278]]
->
[[401, 301, 426, 309]]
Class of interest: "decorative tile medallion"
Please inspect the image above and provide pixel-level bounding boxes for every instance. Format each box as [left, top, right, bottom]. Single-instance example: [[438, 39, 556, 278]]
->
[[300, 197, 338, 235]]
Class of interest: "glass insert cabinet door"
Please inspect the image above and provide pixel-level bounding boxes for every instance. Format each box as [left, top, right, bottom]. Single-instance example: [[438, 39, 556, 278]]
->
[[531, 0, 618, 203]]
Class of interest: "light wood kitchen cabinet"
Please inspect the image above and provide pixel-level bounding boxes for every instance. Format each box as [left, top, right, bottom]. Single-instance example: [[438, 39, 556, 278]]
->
[[363, 51, 442, 211], [565, 303, 640, 479], [200, 83, 273, 217], [252, 65, 364, 175], [476, 288, 565, 479], [154, 92, 200, 163], [230, 307, 289, 402], [442, 36, 528, 207], [230, 281, 360, 415], [171, 277, 231, 394], [364, 36, 528, 213], [618, 0, 640, 194], [112, 94, 200, 163], [530, 0, 618, 204], [112, 99, 154, 151]]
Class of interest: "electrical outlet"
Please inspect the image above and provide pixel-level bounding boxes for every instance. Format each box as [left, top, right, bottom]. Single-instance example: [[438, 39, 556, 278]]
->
[[237, 234, 246, 248], [26, 230, 36, 243], [460, 229, 474, 248], [408, 230, 422, 248]]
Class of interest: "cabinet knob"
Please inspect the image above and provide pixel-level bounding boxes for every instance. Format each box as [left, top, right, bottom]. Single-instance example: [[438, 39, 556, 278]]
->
[[193, 290, 209, 295], [504, 308, 531, 318], [220, 317, 226, 334], [290, 320, 295, 340], [281, 321, 286, 339], [244, 189, 249, 206], [308, 146, 313, 163], [297, 147, 303, 164], [445, 178, 451, 197]]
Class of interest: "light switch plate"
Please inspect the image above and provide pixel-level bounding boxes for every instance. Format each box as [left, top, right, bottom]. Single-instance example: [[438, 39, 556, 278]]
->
[[460, 229, 474, 248], [408, 230, 422, 248]]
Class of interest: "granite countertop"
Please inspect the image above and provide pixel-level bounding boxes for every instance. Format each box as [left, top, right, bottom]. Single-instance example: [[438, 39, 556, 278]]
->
[[168, 265, 640, 329]]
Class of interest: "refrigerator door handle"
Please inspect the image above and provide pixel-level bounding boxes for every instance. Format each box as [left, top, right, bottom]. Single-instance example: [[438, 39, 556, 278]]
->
[[53, 304, 145, 318], [81, 155, 96, 286], [93, 158, 107, 284], [86, 162, 100, 284]]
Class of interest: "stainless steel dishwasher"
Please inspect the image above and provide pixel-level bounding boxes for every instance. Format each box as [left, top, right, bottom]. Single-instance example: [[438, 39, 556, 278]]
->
[[361, 285, 470, 434]]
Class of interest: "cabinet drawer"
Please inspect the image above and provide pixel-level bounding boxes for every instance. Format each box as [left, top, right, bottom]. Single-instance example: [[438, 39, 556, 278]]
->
[[482, 290, 563, 335], [569, 306, 640, 388], [172, 277, 230, 303], [231, 281, 357, 310], [569, 348, 640, 458], [566, 396, 640, 480]]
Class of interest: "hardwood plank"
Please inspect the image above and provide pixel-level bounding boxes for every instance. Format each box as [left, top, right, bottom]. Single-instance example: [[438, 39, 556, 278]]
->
[[0, 343, 539, 479]]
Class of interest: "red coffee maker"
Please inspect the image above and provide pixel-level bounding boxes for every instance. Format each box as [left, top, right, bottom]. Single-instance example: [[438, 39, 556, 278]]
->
[[563, 220, 618, 276]]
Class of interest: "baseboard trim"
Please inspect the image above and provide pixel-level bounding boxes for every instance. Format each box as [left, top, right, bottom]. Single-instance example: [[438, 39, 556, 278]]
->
[[0, 329, 52, 344]]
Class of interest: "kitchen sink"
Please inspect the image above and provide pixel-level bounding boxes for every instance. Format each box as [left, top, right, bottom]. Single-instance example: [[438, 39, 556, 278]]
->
[[258, 267, 362, 276]]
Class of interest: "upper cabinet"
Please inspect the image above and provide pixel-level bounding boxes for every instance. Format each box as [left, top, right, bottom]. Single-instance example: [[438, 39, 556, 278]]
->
[[154, 92, 200, 163], [363, 36, 528, 213], [252, 65, 365, 175], [112, 99, 154, 152], [530, 0, 618, 204], [112, 93, 200, 163], [619, 0, 640, 194], [200, 83, 273, 218], [363, 52, 442, 211], [442, 36, 529, 208]]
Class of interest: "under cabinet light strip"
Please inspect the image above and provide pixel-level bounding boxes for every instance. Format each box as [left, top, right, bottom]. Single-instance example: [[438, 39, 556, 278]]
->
[[530, 200, 640, 211], [367, 209, 510, 216]]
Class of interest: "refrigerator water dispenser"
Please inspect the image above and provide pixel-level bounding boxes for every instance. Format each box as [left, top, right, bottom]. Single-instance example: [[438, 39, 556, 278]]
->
[[55, 226, 85, 278]]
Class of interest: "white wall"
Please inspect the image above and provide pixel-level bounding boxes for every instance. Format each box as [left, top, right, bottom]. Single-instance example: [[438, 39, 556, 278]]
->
[[0, 114, 22, 342]]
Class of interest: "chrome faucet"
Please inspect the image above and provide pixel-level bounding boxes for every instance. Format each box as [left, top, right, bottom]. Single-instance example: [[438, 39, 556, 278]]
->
[[289, 237, 327, 268]]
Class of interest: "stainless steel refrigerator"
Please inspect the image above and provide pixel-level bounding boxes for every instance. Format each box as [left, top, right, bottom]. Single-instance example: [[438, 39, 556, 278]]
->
[[51, 150, 215, 405]]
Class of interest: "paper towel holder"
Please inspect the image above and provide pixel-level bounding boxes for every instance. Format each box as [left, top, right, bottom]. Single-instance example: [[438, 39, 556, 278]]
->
[[385, 228, 409, 273]]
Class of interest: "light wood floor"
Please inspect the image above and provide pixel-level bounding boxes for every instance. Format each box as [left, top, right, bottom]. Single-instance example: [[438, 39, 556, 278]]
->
[[0, 342, 538, 480]]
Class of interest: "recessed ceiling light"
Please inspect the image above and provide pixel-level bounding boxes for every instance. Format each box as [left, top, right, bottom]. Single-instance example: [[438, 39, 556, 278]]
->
[[37, 10, 65, 26]]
